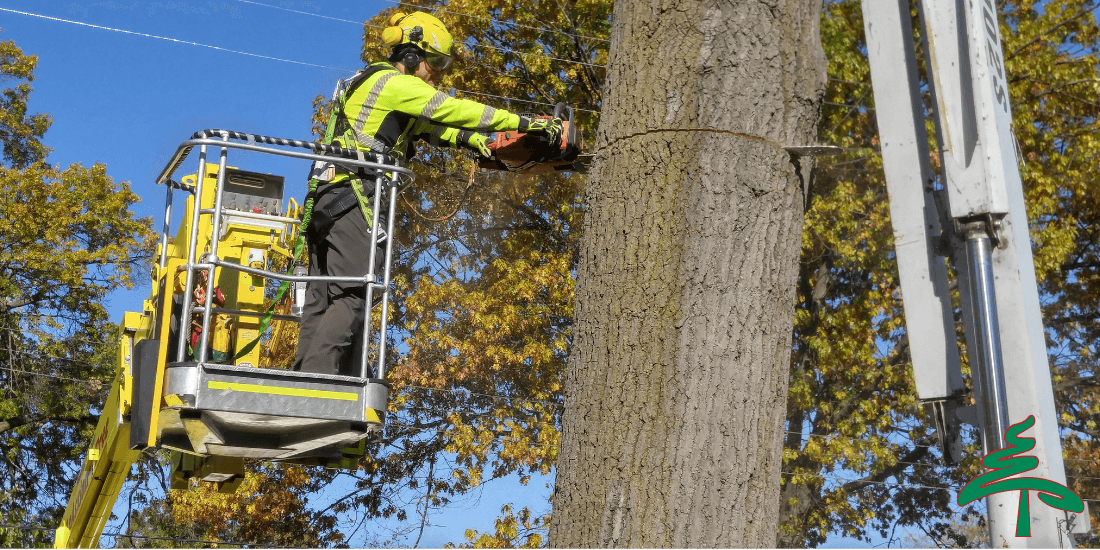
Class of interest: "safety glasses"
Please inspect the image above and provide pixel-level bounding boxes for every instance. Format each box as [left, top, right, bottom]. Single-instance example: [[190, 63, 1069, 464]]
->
[[425, 52, 453, 73]]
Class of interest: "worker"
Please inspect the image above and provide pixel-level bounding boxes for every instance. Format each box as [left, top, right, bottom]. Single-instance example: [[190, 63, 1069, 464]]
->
[[294, 11, 564, 376]]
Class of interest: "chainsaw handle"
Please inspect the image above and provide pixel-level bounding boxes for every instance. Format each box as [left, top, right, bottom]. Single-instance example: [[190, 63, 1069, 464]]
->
[[551, 102, 577, 153], [552, 102, 574, 125]]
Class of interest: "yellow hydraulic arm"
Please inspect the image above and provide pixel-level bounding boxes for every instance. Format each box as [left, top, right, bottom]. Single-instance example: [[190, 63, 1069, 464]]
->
[[52, 314, 147, 548], [54, 163, 296, 548]]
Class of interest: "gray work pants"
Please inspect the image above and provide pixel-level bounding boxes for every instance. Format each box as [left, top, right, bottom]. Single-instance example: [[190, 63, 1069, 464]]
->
[[293, 182, 382, 377]]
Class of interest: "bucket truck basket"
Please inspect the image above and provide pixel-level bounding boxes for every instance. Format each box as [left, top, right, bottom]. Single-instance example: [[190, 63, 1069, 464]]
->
[[131, 129, 413, 467]]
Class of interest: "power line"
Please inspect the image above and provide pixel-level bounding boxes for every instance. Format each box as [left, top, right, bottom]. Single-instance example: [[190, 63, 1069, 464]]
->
[[825, 100, 875, 111], [465, 42, 607, 70], [0, 326, 109, 348], [787, 431, 940, 449], [782, 471, 955, 492], [380, 0, 611, 44], [0, 7, 358, 73], [230, 0, 364, 25], [4, 347, 109, 370], [0, 524, 272, 548], [228, 0, 608, 69], [450, 87, 600, 114], [1, 366, 102, 386], [1065, 457, 1100, 465], [0, 524, 52, 532], [102, 531, 275, 547], [828, 77, 869, 86], [0, 5, 602, 116], [402, 383, 564, 410], [388, 419, 560, 450], [234, 0, 611, 45]]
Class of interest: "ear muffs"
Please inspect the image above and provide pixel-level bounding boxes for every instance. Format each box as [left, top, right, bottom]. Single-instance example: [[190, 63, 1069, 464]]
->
[[401, 26, 424, 68], [381, 13, 406, 47], [402, 48, 422, 69]]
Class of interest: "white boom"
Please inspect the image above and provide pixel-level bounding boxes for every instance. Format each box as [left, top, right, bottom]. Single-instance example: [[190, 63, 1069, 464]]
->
[[862, 0, 1089, 546]]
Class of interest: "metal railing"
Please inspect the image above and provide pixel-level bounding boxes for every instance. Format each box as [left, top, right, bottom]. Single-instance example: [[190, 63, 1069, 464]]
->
[[155, 129, 414, 380]]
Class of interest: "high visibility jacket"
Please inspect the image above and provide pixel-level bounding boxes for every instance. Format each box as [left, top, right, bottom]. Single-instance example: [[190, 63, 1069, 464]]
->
[[333, 62, 521, 165]]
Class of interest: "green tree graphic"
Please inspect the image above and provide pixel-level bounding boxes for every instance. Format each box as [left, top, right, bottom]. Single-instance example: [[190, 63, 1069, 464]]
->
[[958, 415, 1084, 536]]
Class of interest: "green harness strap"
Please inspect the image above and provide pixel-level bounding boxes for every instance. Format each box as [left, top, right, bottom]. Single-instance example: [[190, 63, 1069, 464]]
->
[[230, 82, 351, 362]]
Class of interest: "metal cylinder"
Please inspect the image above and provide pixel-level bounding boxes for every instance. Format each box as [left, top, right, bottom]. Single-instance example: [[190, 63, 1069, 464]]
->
[[196, 137, 231, 363], [291, 263, 308, 317], [964, 234, 1010, 452], [177, 146, 209, 363]]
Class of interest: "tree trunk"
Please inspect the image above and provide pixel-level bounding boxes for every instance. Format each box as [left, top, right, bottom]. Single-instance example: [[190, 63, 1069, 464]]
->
[[548, 0, 826, 546]]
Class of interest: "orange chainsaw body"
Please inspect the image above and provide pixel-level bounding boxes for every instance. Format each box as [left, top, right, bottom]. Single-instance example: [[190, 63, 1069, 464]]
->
[[477, 105, 586, 174]]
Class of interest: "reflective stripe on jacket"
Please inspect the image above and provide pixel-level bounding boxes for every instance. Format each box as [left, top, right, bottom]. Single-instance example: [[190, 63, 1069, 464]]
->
[[335, 62, 521, 162]]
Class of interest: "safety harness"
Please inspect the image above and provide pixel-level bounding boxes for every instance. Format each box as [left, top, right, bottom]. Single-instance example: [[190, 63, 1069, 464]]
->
[[230, 64, 398, 362]]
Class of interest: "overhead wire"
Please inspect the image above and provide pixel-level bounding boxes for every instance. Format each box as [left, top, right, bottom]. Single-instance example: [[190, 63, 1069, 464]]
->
[[450, 87, 600, 113], [0, 524, 271, 547], [828, 76, 869, 86], [229, 0, 363, 25], [10, 0, 1100, 504], [464, 42, 607, 69], [101, 531, 276, 547], [0, 5, 603, 116], [392, 407, 1100, 498], [388, 419, 560, 450], [379, 0, 611, 43], [227, 0, 608, 69], [0, 326, 112, 349], [1065, 457, 1100, 465], [2, 348, 109, 371], [1, 366, 101, 386], [402, 383, 564, 410], [781, 471, 955, 492], [787, 431, 940, 449], [0, 7, 358, 73]]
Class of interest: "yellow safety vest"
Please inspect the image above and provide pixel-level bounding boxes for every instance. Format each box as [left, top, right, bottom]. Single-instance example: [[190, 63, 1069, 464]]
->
[[333, 62, 521, 163]]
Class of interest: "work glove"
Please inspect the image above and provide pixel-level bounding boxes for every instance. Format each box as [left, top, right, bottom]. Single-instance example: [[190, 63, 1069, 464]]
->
[[520, 117, 565, 149], [460, 130, 493, 158]]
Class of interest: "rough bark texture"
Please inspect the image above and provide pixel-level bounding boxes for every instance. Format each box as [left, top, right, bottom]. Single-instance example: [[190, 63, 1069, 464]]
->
[[548, 0, 826, 547]]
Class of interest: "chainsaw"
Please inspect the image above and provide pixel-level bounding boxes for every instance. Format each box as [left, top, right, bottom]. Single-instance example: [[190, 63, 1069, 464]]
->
[[477, 103, 591, 174]]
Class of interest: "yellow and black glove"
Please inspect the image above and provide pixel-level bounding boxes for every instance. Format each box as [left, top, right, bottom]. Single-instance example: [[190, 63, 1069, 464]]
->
[[519, 117, 565, 149], [459, 130, 493, 157]]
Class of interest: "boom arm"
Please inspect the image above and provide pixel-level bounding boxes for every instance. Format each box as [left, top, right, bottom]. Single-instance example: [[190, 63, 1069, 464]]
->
[[54, 315, 148, 548]]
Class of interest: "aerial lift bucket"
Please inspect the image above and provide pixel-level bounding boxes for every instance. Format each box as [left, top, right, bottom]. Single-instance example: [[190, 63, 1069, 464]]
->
[[133, 131, 411, 475], [55, 130, 413, 549]]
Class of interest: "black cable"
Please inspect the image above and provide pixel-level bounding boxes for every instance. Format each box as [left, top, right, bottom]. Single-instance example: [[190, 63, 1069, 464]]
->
[[0, 7, 355, 72], [102, 531, 277, 547]]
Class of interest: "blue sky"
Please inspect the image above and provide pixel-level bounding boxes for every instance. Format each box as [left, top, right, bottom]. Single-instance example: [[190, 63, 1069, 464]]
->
[[0, 1, 551, 546]]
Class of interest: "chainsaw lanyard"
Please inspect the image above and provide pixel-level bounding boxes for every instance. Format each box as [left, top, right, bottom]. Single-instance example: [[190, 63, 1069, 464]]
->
[[230, 70, 372, 363]]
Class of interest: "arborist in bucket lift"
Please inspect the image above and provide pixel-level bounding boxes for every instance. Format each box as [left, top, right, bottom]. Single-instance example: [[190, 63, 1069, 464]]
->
[[294, 11, 565, 376]]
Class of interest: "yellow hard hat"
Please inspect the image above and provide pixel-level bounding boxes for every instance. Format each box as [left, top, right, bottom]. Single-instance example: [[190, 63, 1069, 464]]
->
[[382, 11, 455, 67]]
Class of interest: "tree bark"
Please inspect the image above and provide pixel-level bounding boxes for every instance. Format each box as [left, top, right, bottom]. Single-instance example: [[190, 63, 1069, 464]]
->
[[548, 0, 826, 546]]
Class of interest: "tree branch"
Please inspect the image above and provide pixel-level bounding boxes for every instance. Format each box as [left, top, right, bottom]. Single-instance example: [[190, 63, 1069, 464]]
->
[[0, 415, 29, 433], [1009, 2, 1100, 59], [1060, 419, 1100, 438], [0, 412, 99, 434]]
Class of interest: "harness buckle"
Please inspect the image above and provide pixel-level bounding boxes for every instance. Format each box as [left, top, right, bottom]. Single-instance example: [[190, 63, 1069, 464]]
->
[[311, 160, 337, 182]]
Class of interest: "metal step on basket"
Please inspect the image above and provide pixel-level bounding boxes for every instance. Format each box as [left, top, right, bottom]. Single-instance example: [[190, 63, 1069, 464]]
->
[[157, 362, 389, 461]]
